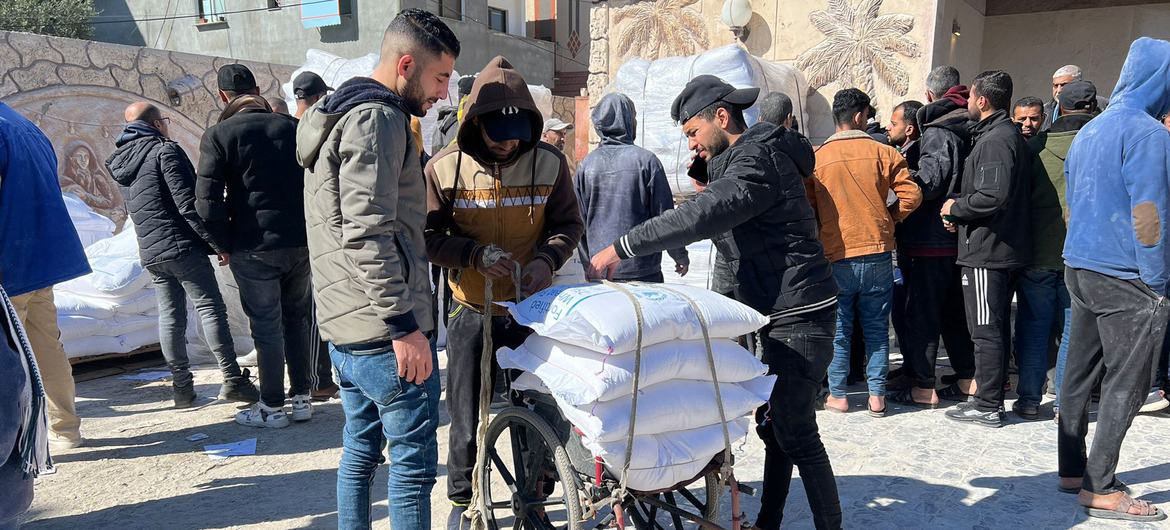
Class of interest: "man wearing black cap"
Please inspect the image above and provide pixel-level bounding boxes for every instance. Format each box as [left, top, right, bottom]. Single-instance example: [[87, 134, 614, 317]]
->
[[424, 56, 583, 529], [196, 63, 314, 430], [293, 71, 332, 119], [590, 74, 842, 530], [1023, 80, 1097, 421]]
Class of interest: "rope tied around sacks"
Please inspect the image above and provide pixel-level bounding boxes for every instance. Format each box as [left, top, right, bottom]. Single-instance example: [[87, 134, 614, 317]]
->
[[600, 282, 731, 518], [468, 246, 524, 530]]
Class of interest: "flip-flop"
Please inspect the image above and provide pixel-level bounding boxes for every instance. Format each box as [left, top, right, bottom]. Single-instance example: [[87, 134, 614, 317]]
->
[[1084, 495, 1167, 522], [868, 406, 887, 418], [888, 388, 938, 409]]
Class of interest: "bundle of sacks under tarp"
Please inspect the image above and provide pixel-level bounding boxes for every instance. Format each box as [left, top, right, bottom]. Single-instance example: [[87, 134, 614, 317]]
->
[[498, 283, 772, 491], [53, 225, 160, 359]]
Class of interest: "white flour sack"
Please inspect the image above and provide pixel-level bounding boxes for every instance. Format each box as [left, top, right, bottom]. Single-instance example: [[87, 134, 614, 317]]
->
[[556, 376, 773, 443], [497, 335, 767, 406], [502, 283, 768, 353], [583, 418, 750, 492]]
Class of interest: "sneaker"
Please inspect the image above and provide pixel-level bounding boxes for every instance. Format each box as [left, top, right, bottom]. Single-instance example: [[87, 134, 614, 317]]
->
[[219, 369, 260, 404], [48, 433, 85, 451], [1139, 390, 1169, 413], [945, 402, 1004, 427], [447, 504, 469, 530], [236, 349, 259, 367], [174, 383, 197, 409], [290, 394, 313, 422], [235, 402, 290, 429], [1012, 400, 1040, 421]]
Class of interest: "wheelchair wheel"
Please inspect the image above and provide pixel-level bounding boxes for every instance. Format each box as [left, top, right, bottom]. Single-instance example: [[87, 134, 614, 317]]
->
[[480, 407, 584, 530]]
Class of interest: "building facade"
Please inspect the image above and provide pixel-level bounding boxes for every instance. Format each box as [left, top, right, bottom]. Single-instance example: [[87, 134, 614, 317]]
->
[[91, 0, 590, 92], [588, 0, 1170, 143]]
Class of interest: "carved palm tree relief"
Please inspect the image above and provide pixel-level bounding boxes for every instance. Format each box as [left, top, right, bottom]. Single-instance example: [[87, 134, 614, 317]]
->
[[612, 0, 710, 60], [795, 0, 920, 96]]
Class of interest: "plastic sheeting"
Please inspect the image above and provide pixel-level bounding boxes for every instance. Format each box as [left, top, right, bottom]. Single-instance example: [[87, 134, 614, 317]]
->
[[283, 49, 555, 155], [606, 45, 809, 195]]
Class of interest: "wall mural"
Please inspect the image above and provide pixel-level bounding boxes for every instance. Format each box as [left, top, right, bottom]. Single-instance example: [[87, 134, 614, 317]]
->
[[611, 0, 710, 60], [0, 31, 294, 232], [795, 0, 920, 97]]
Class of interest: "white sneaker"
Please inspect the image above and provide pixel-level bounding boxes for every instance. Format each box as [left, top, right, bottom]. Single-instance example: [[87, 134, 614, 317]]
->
[[236, 349, 259, 367], [1139, 390, 1169, 413], [48, 434, 85, 451], [235, 402, 290, 428], [290, 394, 313, 422]]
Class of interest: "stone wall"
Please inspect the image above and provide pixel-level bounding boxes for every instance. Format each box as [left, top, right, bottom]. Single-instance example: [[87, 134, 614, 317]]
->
[[0, 30, 295, 230]]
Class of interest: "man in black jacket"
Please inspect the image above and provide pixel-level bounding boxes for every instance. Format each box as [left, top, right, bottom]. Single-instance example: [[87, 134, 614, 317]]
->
[[107, 102, 258, 408], [889, 66, 976, 407], [197, 64, 313, 429], [941, 70, 1032, 428], [591, 75, 841, 530]]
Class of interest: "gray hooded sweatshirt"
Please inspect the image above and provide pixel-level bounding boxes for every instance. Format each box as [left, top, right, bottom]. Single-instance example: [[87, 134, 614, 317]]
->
[[575, 93, 687, 280]]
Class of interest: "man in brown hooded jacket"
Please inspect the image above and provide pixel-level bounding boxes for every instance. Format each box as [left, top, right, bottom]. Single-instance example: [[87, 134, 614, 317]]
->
[[424, 55, 584, 527]]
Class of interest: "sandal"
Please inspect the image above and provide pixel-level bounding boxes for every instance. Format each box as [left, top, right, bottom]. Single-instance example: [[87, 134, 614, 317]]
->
[[867, 405, 887, 418], [1084, 494, 1167, 522], [889, 388, 938, 409], [937, 383, 971, 402]]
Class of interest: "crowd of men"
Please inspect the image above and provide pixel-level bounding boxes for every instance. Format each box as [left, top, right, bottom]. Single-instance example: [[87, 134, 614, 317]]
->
[[2, 7, 1170, 529]]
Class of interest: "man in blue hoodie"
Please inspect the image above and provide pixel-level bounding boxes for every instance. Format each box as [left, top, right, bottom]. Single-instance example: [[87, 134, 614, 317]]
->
[[575, 93, 688, 283], [0, 101, 91, 451], [1058, 37, 1170, 523]]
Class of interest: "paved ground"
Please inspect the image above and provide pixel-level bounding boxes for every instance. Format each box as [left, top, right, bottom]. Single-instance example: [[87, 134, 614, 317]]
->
[[18, 350, 1170, 530]]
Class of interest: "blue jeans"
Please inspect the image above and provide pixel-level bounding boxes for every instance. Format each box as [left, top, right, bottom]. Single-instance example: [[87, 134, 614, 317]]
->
[[1015, 268, 1071, 407], [330, 341, 440, 530], [828, 253, 893, 397]]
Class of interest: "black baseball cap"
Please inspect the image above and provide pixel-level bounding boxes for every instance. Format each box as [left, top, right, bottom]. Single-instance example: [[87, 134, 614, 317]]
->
[[671, 75, 760, 124], [1059, 80, 1098, 111], [217, 64, 257, 92], [293, 71, 332, 99], [482, 107, 532, 143], [457, 75, 476, 98]]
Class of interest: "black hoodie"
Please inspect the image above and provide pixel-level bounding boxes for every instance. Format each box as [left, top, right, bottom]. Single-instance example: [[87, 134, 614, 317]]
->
[[618, 122, 837, 318], [898, 98, 972, 255], [105, 121, 219, 266]]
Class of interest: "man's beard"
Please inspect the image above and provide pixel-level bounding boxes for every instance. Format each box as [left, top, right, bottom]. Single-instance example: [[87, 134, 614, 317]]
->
[[704, 132, 731, 160], [402, 73, 433, 117]]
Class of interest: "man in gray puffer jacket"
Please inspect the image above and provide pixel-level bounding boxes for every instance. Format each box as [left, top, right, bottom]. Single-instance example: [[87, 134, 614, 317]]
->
[[296, 9, 457, 527], [575, 93, 688, 282]]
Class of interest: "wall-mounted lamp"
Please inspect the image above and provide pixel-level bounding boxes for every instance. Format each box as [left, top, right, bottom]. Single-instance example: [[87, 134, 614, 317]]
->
[[721, 0, 753, 42], [166, 74, 202, 107], [952, 19, 961, 36]]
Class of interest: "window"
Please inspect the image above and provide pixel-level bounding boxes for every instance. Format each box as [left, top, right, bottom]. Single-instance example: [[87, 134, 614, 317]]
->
[[436, 0, 462, 20], [488, 7, 507, 33], [199, 0, 226, 22], [267, 0, 281, 9]]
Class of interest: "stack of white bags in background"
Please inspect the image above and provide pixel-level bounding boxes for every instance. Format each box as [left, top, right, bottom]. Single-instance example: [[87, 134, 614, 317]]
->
[[499, 283, 772, 491], [54, 225, 160, 360]]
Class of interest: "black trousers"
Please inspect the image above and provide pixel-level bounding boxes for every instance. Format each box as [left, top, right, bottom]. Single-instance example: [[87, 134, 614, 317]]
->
[[962, 267, 1019, 412], [1058, 267, 1168, 493], [902, 256, 975, 389], [1154, 327, 1170, 393], [755, 306, 842, 530], [445, 304, 531, 504]]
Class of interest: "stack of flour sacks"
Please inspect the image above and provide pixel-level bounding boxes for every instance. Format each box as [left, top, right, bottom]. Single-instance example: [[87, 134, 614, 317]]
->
[[499, 283, 773, 491]]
